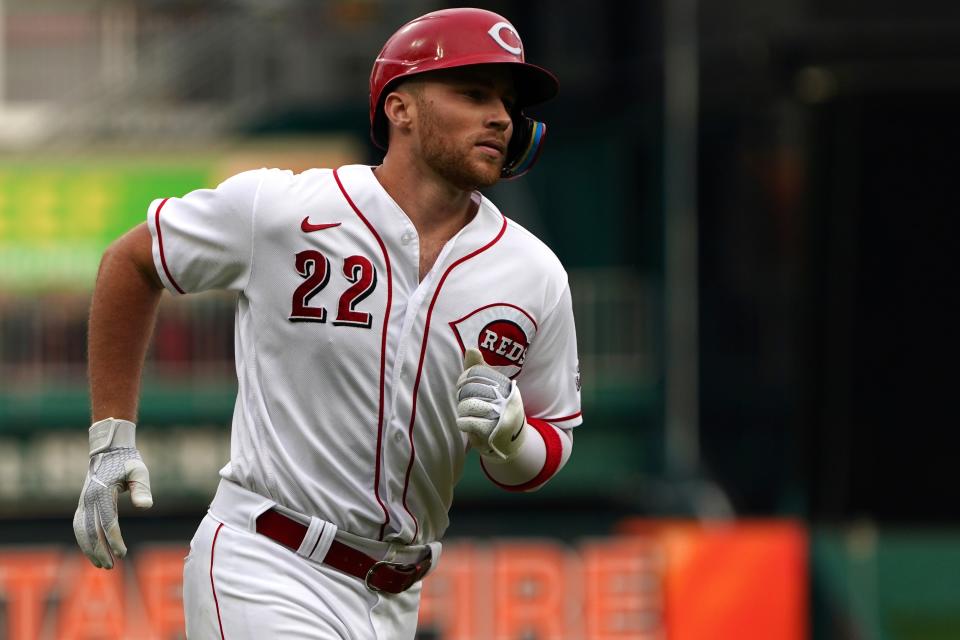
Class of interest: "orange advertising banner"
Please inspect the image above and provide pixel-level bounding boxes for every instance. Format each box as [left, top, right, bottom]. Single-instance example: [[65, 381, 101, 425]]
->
[[0, 521, 807, 639], [615, 519, 809, 640]]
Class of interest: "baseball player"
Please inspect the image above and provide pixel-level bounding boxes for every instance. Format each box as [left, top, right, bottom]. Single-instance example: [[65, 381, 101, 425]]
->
[[73, 8, 581, 638]]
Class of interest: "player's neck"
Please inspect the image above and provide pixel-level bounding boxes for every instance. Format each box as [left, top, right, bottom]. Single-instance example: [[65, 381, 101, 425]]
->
[[374, 155, 479, 238]]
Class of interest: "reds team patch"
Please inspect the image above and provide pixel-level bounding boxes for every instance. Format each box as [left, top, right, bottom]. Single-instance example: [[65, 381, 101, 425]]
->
[[450, 303, 537, 378]]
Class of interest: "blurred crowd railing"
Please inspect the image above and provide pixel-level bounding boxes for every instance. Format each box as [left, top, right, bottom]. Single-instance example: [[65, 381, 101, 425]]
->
[[0, 291, 236, 386]]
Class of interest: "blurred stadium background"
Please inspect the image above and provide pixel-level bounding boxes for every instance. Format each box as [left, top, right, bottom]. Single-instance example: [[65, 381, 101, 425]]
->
[[0, 0, 956, 638]]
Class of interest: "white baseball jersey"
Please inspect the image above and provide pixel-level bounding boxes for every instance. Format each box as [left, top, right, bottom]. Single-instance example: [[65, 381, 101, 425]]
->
[[147, 164, 582, 545]]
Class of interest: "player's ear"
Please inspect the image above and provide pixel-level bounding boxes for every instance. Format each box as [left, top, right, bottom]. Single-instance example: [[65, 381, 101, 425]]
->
[[383, 90, 416, 135]]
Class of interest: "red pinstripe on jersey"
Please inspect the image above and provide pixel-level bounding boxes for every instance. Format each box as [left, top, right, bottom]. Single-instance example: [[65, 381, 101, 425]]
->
[[334, 168, 394, 540], [210, 522, 226, 639], [450, 301, 539, 331], [154, 197, 185, 294], [480, 417, 564, 492], [541, 410, 581, 423], [401, 216, 508, 543]]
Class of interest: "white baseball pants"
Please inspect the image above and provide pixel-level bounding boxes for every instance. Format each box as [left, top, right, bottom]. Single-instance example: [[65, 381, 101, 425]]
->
[[182, 480, 431, 639]]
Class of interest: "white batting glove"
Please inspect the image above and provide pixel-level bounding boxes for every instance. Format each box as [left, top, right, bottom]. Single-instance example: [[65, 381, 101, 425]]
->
[[73, 418, 153, 569], [456, 348, 527, 461]]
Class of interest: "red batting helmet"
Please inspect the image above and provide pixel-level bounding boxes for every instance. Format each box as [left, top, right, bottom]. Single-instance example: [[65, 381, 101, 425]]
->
[[369, 8, 559, 180]]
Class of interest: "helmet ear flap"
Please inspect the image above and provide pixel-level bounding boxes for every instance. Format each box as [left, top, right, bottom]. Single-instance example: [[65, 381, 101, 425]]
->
[[501, 115, 547, 180]]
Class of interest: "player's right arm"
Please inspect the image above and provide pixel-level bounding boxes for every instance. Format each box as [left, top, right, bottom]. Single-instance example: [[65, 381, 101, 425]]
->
[[75, 170, 267, 568], [74, 223, 161, 569], [89, 223, 164, 421]]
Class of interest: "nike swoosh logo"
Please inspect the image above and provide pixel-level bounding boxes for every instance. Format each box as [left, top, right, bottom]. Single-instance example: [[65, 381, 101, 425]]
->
[[510, 424, 524, 441], [301, 217, 342, 233]]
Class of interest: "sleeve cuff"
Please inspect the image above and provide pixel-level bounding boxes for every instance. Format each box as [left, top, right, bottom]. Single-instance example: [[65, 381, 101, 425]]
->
[[480, 418, 571, 492]]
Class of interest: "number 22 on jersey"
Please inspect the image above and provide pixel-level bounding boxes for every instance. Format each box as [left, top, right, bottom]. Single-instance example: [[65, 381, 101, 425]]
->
[[290, 250, 377, 329]]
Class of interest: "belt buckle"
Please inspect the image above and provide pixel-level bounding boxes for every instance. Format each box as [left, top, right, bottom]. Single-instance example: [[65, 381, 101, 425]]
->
[[364, 559, 422, 593], [363, 560, 408, 593]]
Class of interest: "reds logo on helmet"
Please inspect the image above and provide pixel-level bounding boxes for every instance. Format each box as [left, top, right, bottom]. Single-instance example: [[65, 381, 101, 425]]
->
[[450, 303, 538, 379], [487, 21, 523, 55]]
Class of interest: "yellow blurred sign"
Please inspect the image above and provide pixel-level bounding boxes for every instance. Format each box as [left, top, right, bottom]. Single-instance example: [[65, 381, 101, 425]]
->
[[0, 162, 209, 291], [0, 139, 362, 291]]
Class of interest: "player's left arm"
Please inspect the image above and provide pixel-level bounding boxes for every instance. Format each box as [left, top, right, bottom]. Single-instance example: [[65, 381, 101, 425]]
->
[[456, 283, 581, 492]]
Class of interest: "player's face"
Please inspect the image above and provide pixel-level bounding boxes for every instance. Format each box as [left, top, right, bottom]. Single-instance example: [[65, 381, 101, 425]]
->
[[413, 66, 517, 190]]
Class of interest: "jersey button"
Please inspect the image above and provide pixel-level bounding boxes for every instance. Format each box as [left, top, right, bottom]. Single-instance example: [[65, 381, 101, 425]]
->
[[401, 231, 415, 245], [394, 432, 404, 443]]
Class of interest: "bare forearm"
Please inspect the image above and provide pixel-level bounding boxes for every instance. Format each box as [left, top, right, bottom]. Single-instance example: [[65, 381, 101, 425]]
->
[[88, 226, 163, 422]]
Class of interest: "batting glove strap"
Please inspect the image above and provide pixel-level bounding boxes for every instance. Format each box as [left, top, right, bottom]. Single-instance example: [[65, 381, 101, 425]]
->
[[89, 418, 137, 455]]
